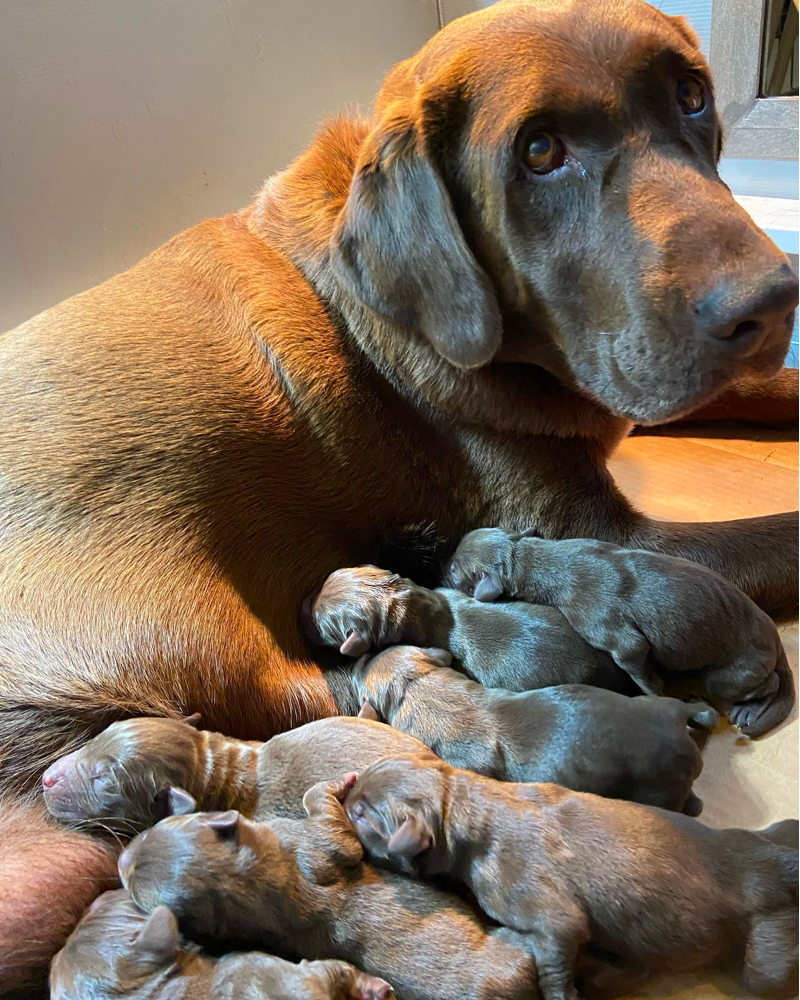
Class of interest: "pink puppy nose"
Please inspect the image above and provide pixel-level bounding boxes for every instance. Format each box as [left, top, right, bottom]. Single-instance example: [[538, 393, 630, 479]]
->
[[42, 765, 63, 788]]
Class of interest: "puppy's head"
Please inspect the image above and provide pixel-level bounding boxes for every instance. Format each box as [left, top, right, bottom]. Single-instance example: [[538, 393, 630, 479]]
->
[[50, 890, 183, 1000], [42, 715, 202, 832], [301, 566, 410, 656], [344, 754, 449, 874], [118, 809, 280, 942], [331, 0, 797, 424]]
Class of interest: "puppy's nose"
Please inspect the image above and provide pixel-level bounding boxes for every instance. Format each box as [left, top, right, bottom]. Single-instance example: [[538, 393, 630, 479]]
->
[[42, 762, 65, 788], [694, 264, 798, 354]]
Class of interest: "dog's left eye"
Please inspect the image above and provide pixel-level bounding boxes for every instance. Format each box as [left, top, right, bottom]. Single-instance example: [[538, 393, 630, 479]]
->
[[677, 77, 706, 115], [523, 132, 566, 174]]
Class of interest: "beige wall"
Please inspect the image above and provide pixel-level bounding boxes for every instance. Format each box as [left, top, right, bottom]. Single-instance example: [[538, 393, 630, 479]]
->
[[0, 0, 439, 331]]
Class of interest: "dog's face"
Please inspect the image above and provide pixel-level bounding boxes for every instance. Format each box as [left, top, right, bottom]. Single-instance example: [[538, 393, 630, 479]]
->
[[301, 566, 408, 656], [41, 716, 201, 831], [345, 755, 447, 874], [332, 0, 797, 423], [49, 890, 181, 1000], [119, 810, 281, 942]]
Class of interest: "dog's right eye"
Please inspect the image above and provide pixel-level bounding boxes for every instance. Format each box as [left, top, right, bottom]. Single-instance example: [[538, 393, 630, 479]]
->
[[523, 132, 565, 174]]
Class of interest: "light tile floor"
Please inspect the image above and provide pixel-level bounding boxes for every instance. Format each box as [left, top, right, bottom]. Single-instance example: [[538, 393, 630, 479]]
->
[[607, 425, 798, 1000]]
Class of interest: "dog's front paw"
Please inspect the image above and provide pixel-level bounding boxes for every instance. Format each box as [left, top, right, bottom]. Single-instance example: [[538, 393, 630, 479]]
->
[[445, 527, 517, 601]]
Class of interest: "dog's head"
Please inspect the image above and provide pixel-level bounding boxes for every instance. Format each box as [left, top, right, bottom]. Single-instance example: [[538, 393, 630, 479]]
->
[[344, 754, 449, 874], [331, 0, 797, 424], [42, 715, 202, 832]]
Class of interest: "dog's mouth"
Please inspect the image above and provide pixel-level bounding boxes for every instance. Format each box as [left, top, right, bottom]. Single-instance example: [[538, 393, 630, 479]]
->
[[565, 313, 794, 425]]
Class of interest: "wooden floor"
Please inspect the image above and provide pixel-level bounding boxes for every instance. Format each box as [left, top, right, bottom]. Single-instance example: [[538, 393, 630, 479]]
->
[[607, 423, 798, 1000]]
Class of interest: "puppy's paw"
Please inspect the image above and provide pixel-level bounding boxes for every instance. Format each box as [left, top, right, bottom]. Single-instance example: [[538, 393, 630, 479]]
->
[[445, 527, 515, 600], [351, 972, 394, 999]]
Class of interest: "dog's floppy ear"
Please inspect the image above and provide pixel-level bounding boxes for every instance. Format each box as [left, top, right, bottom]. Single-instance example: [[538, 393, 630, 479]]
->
[[387, 813, 432, 861], [331, 96, 502, 370], [340, 630, 371, 657], [134, 906, 180, 962]]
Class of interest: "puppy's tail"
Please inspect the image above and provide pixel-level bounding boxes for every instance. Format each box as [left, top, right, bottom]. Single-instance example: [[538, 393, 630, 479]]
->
[[738, 643, 795, 739]]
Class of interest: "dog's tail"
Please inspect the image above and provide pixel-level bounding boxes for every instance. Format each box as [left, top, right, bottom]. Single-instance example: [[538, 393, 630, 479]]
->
[[738, 643, 795, 739]]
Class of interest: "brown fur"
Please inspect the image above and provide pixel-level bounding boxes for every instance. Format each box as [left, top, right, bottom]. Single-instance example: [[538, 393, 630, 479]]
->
[[50, 889, 393, 1000], [0, 0, 797, 989], [345, 755, 799, 998], [0, 797, 119, 997]]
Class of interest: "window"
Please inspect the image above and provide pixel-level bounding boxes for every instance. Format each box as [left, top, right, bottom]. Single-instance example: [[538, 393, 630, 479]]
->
[[761, 0, 798, 97]]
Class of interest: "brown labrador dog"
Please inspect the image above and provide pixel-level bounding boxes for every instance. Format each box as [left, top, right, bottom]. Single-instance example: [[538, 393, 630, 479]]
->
[[0, 0, 797, 990]]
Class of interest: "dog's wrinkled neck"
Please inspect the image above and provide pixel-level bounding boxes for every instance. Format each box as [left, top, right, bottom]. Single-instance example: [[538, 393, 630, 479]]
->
[[249, 118, 627, 443]]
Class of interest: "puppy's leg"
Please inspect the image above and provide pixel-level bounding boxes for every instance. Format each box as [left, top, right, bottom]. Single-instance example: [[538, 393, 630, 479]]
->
[[311, 960, 394, 999], [741, 911, 799, 999], [518, 897, 590, 1000], [759, 819, 799, 849], [0, 795, 119, 996], [606, 627, 663, 695]]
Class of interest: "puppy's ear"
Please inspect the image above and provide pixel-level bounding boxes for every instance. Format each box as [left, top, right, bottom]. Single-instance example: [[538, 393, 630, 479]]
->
[[206, 810, 240, 841], [341, 630, 371, 657], [358, 700, 382, 722], [134, 906, 180, 962], [387, 814, 432, 861], [331, 95, 502, 370], [181, 713, 202, 728], [420, 648, 453, 668], [473, 572, 504, 602], [164, 787, 197, 817]]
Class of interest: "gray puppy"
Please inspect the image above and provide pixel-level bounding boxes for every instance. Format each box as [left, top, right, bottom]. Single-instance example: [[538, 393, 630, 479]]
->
[[446, 529, 795, 737], [351, 646, 717, 813], [42, 715, 438, 833], [50, 888, 392, 999], [303, 566, 635, 694], [345, 754, 799, 1000], [118, 776, 538, 1000]]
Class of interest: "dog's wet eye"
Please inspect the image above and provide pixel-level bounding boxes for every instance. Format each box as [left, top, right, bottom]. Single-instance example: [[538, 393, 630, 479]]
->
[[523, 133, 565, 174], [677, 78, 705, 115]]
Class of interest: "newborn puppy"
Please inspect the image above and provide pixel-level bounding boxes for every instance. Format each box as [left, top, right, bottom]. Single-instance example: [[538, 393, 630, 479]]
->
[[303, 566, 635, 694], [119, 777, 537, 1000], [345, 755, 799, 1000], [50, 888, 391, 999], [351, 646, 717, 813], [42, 714, 437, 832], [446, 529, 795, 737]]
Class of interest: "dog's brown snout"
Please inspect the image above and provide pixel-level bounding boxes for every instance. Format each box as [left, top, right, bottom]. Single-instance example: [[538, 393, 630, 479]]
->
[[695, 264, 798, 353]]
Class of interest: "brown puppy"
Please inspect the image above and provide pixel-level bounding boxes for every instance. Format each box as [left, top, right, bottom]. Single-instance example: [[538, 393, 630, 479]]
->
[[51, 889, 392, 1000], [345, 755, 799, 1000], [447, 529, 795, 736], [350, 645, 716, 813], [119, 777, 538, 1000], [1, 0, 797, 988], [304, 565, 634, 693], [42, 715, 438, 833]]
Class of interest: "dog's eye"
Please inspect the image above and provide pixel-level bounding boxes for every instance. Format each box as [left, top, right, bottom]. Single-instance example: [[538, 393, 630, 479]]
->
[[523, 133, 565, 174], [677, 77, 705, 115]]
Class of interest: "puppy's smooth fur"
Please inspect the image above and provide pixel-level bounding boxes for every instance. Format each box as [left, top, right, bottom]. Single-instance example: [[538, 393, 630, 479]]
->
[[119, 778, 538, 1000], [350, 645, 716, 813], [447, 530, 795, 736], [50, 888, 392, 1000], [1, 0, 797, 988], [304, 566, 635, 693], [345, 755, 799, 999], [43, 715, 436, 832]]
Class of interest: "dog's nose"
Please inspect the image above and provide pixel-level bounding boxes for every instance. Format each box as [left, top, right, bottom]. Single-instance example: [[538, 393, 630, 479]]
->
[[695, 264, 798, 354], [42, 767, 61, 788]]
